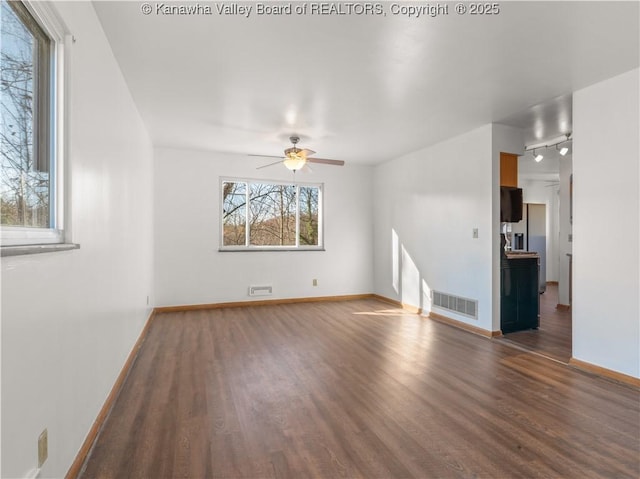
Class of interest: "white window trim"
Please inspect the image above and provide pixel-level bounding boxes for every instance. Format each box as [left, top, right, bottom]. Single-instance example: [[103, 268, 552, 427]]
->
[[219, 177, 325, 252], [1, 226, 63, 246], [1, 1, 72, 251]]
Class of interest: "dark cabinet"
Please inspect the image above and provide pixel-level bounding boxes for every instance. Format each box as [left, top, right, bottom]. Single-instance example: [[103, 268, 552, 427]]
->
[[501, 257, 540, 333]]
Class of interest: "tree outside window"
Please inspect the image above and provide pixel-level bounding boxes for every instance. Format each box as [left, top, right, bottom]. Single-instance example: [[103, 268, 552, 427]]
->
[[221, 179, 322, 250], [1, 0, 53, 229]]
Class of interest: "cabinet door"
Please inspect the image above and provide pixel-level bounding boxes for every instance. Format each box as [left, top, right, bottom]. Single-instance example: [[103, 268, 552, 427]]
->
[[501, 267, 519, 333], [501, 258, 540, 333], [500, 152, 518, 187], [516, 259, 539, 329]]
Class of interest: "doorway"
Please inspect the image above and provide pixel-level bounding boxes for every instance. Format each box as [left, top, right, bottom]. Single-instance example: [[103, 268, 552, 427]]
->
[[502, 201, 573, 363]]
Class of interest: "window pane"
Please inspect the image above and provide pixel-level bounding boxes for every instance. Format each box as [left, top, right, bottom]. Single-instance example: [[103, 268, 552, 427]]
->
[[1, 1, 51, 228], [222, 181, 246, 246], [299, 186, 319, 246], [249, 183, 296, 246]]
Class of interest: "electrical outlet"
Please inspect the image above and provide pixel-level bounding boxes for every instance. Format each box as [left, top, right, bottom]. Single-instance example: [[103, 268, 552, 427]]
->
[[312, 279, 318, 286], [146, 295, 150, 305], [472, 228, 479, 239], [38, 429, 48, 468]]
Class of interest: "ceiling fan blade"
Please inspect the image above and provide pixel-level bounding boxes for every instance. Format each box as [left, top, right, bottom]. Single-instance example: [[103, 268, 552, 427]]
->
[[256, 160, 284, 170], [249, 154, 284, 159], [300, 149, 316, 158], [307, 157, 345, 166]]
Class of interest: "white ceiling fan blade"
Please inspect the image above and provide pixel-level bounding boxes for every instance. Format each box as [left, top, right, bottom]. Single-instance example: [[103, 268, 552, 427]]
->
[[298, 163, 313, 174], [307, 157, 345, 166], [256, 159, 284, 169], [249, 154, 284, 159]]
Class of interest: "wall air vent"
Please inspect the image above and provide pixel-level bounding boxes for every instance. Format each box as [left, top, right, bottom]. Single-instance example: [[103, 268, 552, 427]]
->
[[432, 291, 478, 319], [249, 285, 273, 296]]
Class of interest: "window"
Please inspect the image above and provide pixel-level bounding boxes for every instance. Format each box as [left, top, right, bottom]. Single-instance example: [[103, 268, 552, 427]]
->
[[1, 0, 65, 247], [221, 178, 323, 250]]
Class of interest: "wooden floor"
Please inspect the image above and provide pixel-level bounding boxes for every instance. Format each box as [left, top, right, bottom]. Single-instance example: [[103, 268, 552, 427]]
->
[[500, 283, 572, 363], [79, 299, 639, 479]]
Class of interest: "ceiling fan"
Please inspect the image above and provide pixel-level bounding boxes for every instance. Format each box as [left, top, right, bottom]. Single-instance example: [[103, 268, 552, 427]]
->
[[253, 136, 345, 172]]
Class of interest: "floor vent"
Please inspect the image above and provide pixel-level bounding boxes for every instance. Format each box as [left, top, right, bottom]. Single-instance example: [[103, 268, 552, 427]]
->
[[432, 291, 478, 319], [249, 285, 273, 296]]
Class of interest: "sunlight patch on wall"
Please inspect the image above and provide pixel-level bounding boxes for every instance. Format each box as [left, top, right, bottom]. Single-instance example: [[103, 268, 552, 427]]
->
[[422, 279, 432, 314], [401, 245, 420, 309], [392, 229, 400, 294]]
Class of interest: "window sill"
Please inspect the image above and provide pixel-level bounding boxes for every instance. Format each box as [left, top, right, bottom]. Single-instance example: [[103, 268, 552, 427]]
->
[[218, 248, 326, 253], [1, 243, 80, 257]]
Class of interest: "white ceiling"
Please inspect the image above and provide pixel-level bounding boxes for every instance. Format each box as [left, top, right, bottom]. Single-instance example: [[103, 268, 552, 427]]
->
[[92, 1, 639, 165]]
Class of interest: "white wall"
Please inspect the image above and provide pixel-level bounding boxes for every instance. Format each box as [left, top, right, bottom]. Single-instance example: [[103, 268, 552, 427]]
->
[[373, 124, 503, 332], [1, 3, 154, 477], [572, 68, 639, 378], [153, 147, 373, 306], [558, 157, 573, 305]]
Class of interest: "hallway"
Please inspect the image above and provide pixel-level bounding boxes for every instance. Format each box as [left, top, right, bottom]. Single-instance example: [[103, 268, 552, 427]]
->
[[501, 283, 572, 363]]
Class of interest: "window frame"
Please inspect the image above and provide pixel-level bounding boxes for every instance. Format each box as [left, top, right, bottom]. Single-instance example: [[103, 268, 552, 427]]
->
[[1, 0, 68, 248], [219, 177, 324, 252]]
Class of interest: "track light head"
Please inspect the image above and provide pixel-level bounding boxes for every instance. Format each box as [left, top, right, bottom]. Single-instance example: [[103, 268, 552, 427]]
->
[[533, 149, 543, 162], [556, 141, 570, 156]]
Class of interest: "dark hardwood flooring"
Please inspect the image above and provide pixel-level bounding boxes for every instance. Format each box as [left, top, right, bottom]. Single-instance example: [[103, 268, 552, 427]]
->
[[500, 283, 572, 363], [80, 299, 639, 479]]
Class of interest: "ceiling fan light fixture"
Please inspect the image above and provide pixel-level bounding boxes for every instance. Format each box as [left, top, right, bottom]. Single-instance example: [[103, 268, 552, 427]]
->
[[283, 153, 306, 171]]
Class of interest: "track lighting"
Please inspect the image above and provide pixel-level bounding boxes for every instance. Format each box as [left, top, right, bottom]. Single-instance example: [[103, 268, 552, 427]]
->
[[525, 133, 572, 163]]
